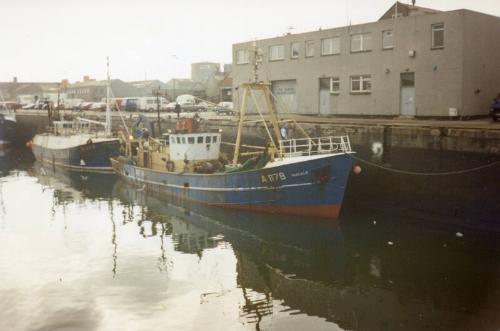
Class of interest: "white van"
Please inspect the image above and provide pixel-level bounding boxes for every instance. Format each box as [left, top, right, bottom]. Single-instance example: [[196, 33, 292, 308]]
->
[[136, 97, 169, 112], [176, 94, 196, 106]]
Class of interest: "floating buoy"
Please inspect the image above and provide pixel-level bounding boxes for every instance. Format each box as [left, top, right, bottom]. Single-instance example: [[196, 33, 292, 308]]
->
[[353, 165, 362, 174]]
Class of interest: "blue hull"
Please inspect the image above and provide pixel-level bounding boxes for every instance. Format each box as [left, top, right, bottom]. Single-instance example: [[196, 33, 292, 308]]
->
[[112, 153, 353, 219], [0, 117, 17, 148], [32, 140, 121, 172]]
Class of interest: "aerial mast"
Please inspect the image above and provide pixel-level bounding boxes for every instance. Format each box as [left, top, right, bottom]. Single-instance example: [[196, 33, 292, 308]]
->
[[105, 57, 111, 137]]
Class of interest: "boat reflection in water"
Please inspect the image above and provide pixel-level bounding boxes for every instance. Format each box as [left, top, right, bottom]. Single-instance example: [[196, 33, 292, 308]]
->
[[22, 161, 500, 330], [0, 147, 35, 177], [30, 161, 118, 203], [111, 180, 500, 330]]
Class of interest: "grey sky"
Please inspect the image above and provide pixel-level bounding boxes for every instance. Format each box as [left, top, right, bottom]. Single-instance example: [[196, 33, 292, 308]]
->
[[1, 0, 499, 83]]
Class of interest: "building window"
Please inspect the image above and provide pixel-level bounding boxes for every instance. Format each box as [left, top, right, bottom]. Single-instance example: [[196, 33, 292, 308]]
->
[[269, 45, 285, 61], [431, 23, 444, 49], [330, 77, 340, 94], [350, 33, 372, 52], [236, 49, 250, 64], [350, 75, 371, 93], [290, 42, 299, 59], [321, 37, 340, 55], [305, 40, 315, 57], [382, 30, 394, 49]]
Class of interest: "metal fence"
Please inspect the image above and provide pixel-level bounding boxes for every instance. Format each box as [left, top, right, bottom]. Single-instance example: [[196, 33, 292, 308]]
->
[[279, 136, 352, 157]]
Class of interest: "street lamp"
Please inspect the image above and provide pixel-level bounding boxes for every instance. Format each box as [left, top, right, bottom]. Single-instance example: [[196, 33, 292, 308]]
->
[[171, 54, 180, 103], [153, 85, 162, 137]]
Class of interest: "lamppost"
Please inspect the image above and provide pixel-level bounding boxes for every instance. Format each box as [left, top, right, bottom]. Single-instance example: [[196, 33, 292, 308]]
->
[[171, 54, 179, 103], [173, 79, 176, 102], [154, 85, 162, 137]]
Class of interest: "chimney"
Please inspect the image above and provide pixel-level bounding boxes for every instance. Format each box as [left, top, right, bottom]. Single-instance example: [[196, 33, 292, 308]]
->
[[12, 76, 18, 83], [83, 75, 90, 82]]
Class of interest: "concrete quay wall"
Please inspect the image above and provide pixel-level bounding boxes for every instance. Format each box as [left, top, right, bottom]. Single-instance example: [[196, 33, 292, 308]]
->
[[15, 110, 500, 155]]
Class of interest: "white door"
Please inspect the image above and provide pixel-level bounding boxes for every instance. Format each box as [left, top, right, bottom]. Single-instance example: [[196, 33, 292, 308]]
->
[[319, 89, 330, 115], [400, 73, 415, 116], [400, 86, 415, 116]]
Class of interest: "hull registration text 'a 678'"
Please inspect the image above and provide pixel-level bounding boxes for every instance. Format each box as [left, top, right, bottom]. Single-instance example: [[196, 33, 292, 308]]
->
[[261, 172, 286, 184]]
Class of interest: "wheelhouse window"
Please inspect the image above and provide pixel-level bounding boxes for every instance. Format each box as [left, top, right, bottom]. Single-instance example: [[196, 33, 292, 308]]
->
[[269, 45, 285, 61], [350, 33, 372, 52], [197, 136, 203, 143], [321, 37, 340, 55], [350, 75, 371, 93], [236, 49, 250, 64], [290, 42, 299, 59], [382, 30, 394, 49], [206, 136, 211, 143], [212, 136, 218, 142], [431, 23, 444, 49], [305, 40, 315, 57], [188, 137, 195, 144]]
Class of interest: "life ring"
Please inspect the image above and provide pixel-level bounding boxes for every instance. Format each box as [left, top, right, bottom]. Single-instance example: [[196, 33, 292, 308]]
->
[[166, 161, 175, 172]]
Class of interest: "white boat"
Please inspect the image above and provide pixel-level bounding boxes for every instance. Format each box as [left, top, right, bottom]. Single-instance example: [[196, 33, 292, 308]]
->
[[30, 58, 120, 172]]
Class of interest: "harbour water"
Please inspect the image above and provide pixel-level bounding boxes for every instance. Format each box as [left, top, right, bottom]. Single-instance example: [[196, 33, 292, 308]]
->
[[0, 147, 499, 331]]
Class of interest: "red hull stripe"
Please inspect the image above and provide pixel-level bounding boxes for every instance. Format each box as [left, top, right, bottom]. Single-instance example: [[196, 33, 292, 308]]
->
[[209, 203, 341, 219]]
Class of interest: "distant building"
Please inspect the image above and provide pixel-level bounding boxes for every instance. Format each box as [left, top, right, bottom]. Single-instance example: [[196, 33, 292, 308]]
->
[[165, 79, 206, 100], [66, 78, 141, 101], [191, 62, 221, 83], [231, 1, 500, 117], [190, 62, 233, 102], [223, 64, 233, 75], [0, 79, 60, 103], [129, 80, 168, 97], [219, 76, 233, 102]]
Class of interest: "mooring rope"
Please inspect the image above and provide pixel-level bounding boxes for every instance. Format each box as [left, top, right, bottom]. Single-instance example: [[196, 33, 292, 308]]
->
[[349, 154, 500, 176]]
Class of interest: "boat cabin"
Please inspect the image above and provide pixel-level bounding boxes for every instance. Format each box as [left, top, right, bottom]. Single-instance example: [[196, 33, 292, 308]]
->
[[52, 121, 92, 136], [167, 132, 221, 161]]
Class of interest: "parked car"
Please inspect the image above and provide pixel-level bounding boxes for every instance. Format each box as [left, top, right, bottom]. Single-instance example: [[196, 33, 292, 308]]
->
[[176, 94, 196, 107], [73, 102, 93, 111], [490, 94, 500, 122], [22, 103, 36, 109], [197, 101, 215, 112], [215, 102, 235, 115], [165, 102, 177, 112], [124, 98, 138, 112], [90, 102, 106, 111]]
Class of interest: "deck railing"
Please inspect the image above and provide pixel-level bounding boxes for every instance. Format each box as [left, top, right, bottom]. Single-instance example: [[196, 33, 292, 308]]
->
[[279, 135, 352, 157]]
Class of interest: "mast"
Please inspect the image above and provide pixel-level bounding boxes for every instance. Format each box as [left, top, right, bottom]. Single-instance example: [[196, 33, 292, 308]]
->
[[105, 56, 111, 137], [232, 41, 283, 166]]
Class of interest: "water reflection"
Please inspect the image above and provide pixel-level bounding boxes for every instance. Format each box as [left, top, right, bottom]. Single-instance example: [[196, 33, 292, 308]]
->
[[111, 179, 500, 330], [0, 149, 497, 330]]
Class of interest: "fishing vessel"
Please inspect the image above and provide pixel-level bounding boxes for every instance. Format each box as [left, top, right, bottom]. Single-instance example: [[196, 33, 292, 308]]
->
[[111, 47, 355, 219], [0, 106, 17, 150], [31, 58, 120, 172]]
